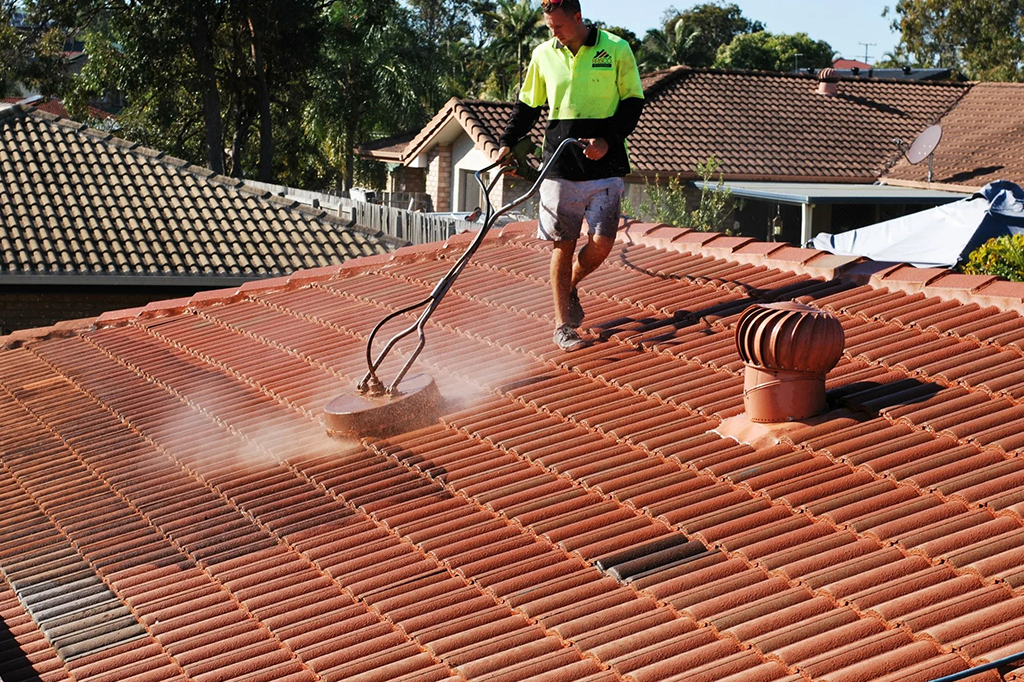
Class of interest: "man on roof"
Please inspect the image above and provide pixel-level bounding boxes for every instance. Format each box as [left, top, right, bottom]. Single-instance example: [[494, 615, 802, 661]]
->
[[497, 0, 645, 352]]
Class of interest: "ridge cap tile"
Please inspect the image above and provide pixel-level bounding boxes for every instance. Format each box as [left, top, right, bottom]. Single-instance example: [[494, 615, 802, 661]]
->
[[188, 287, 244, 307], [140, 296, 193, 318], [93, 305, 149, 326], [236, 275, 295, 296], [975, 281, 1024, 301]]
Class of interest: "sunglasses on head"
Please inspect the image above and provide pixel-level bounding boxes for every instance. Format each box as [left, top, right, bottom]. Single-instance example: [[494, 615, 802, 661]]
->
[[540, 0, 563, 11]]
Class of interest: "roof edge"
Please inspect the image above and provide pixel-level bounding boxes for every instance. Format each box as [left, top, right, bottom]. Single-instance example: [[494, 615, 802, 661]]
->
[[394, 97, 462, 165], [0, 273, 270, 286], [879, 177, 982, 194], [614, 220, 1024, 314], [640, 64, 972, 91], [9, 222, 1024, 351], [633, 170, 880, 184], [0, 228, 505, 349]]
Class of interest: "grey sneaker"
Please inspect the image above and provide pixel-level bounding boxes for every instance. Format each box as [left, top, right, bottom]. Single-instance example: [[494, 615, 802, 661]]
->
[[553, 323, 586, 351], [567, 288, 585, 328]]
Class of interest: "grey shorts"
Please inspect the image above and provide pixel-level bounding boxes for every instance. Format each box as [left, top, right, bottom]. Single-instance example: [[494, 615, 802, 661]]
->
[[537, 177, 624, 241]]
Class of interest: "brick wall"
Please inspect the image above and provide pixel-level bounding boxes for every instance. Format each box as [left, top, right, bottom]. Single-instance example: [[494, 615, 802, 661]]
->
[[426, 145, 452, 212], [0, 285, 222, 334], [397, 167, 427, 194]]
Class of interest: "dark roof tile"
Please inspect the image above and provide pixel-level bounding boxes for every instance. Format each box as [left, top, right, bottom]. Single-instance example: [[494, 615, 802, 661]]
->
[[884, 82, 1024, 190], [0, 106, 400, 282]]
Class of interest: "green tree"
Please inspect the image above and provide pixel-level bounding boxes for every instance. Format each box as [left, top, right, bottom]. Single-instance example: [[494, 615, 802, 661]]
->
[[886, 0, 1024, 81], [714, 31, 834, 71], [480, 0, 544, 99], [963, 234, 1024, 280], [407, 0, 479, 108], [58, 0, 321, 180], [638, 2, 763, 71], [594, 24, 642, 57], [7, 0, 92, 98], [1, 1, 25, 96], [303, 0, 424, 191], [626, 155, 734, 232]]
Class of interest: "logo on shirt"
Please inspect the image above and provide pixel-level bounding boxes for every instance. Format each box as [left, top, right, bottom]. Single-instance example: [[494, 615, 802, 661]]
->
[[592, 49, 613, 69]]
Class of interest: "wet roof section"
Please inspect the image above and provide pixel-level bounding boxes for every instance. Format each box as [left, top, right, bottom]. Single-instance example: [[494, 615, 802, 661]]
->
[[3, 223, 1024, 682]]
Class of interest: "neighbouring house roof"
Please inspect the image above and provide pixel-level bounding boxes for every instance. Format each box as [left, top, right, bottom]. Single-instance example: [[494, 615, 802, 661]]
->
[[354, 129, 421, 163], [2, 96, 113, 121], [834, 59, 873, 70], [883, 82, 1024, 192], [359, 68, 968, 184], [3, 221, 1024, 682], [619, 67, 965, 181], [0, 104, 404, 285], [357, 97, 548, 170]]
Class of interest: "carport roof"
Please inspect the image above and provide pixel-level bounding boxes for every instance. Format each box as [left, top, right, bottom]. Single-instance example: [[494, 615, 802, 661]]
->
[[695, 180, 970, 206]]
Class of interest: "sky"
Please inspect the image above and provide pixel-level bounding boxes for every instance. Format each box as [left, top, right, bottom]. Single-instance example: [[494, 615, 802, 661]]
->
[[582, 0, 901, 65]]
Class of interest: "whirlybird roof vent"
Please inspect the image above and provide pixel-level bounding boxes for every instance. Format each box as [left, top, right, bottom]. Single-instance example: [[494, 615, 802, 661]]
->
[[736, 301, 845, 423]]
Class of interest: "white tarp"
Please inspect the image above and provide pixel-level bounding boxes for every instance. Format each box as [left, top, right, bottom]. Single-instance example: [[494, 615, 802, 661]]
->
[[811, 181, 1024, 268]]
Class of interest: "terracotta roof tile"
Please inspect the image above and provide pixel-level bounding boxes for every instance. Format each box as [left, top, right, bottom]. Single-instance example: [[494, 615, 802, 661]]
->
[[7, 226, 1024, 681], [0, 106, 401, 282], [884, 82, 1024, 190]]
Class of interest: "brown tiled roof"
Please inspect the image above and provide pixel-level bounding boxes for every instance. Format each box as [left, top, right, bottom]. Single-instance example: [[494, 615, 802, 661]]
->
[[0, 105, 403, 282], [4, 222, 1024, 681], [353, 130, 420, 162], [361, 97, 547, 167], [883, 82, 1024, 191], [361, 69, 969, 182], [632, 68, 966, 181]]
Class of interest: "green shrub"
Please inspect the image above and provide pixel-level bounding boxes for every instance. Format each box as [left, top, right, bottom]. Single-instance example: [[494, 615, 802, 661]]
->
[[623, 155, 734, 232], [962, 234, 1024, 281]]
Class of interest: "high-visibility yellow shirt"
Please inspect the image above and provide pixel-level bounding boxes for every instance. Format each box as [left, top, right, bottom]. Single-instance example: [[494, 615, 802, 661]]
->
[[520, 29, 644, 121], [505, 27, 645, 180]]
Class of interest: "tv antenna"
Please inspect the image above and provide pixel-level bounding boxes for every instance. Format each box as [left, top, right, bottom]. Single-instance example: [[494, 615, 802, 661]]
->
[[893, 124, 942, 182], [859, 42, 876, 63]]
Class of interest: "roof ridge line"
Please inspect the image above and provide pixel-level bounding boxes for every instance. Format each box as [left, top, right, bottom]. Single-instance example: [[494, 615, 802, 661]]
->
[[651, 64, 970, 88], [453, 100, 502, 161], [618, 222, 1024, 315], [0, 102, 32, 124], [399, 96, 462, 165]]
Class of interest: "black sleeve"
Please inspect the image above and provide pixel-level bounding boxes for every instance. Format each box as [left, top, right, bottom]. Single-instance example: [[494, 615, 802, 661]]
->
[[499, 101, 543, 148], [604, 96, 645, 149]]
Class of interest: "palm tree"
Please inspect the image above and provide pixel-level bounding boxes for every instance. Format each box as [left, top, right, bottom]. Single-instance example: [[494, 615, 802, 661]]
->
[[637, 18, 705, 72], [304, 0, 423, 190], [483, 0, 544, 97]]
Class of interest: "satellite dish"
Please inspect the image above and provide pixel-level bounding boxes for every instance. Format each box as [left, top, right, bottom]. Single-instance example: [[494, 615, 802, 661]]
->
[[906, 125, 942, 165]]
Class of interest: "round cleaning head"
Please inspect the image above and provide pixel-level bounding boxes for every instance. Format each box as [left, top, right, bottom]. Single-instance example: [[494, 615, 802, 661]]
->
[[324, 373, 442, 438]]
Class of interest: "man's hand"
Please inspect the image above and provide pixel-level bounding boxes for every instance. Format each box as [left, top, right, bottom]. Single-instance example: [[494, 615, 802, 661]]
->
[[579, 138, 609, 161], [496, 145, 513, 165]]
